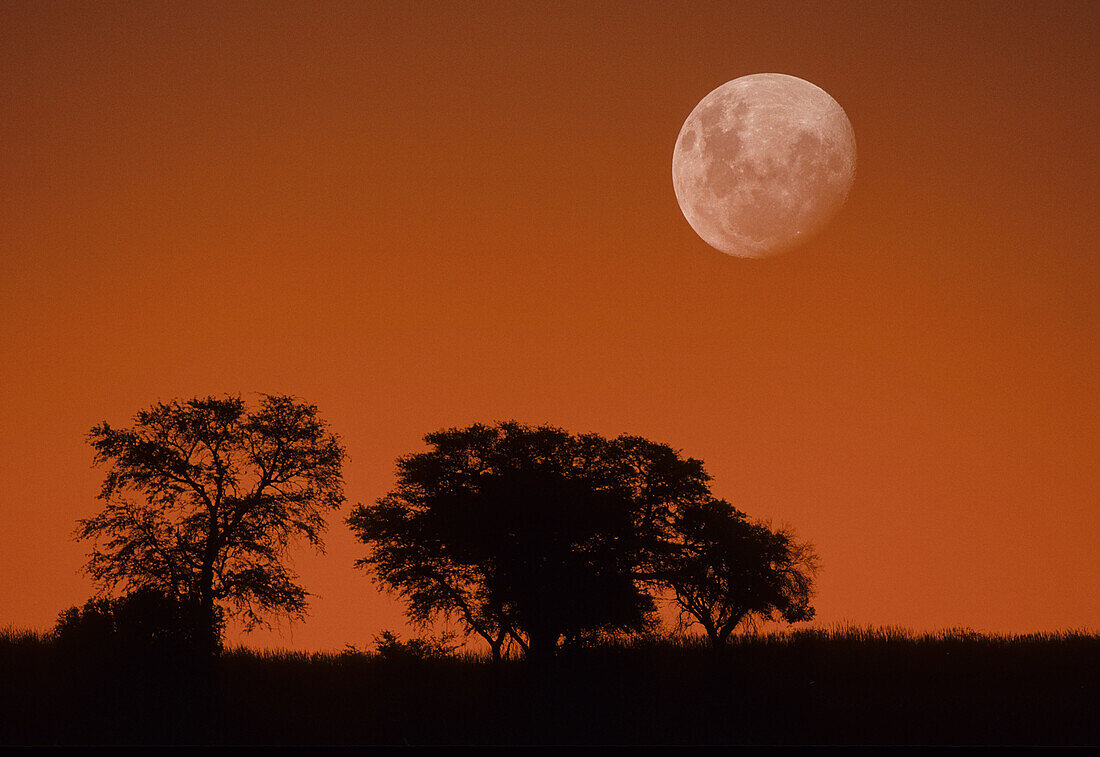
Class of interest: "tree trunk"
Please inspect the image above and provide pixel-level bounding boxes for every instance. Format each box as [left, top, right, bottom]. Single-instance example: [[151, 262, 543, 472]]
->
[[198, 506, 220, 659], [197, 594, 218, 658], [715, 611, 747, 647], [699, 615, 721, 647], [525, 626, 560, 665], [196, 550, 221, 661]]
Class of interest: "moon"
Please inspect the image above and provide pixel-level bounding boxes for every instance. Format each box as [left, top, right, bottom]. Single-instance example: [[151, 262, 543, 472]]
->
[[672, 73, 856, 258]]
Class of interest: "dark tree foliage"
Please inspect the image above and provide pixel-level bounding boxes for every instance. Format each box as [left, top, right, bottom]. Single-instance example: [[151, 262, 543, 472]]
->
[[347, 421, 714, 661], [54, 587, 226, 656], [463, 468, 655, 659], [665, 498, 818, 646], [76, 394, 346, 655], [351, 422, 820, 658]]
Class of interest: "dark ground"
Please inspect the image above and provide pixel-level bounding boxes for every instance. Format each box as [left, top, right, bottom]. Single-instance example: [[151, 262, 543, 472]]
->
[[2, 627, 1097, 745]]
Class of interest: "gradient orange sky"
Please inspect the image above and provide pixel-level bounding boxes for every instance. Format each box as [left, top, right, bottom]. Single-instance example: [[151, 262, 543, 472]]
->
[[2, 1, 1097, 651]]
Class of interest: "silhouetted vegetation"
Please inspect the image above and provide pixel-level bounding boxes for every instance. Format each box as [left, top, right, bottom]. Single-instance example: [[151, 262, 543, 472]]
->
[[664, 497, 817, 645], [10, 415, 1090, 744], [76, 394, 346, 656], [3, 625, 1097, 744], [348, 422, 817, 660], [54, 587, 225, 657], [368, 629, 462, 662]]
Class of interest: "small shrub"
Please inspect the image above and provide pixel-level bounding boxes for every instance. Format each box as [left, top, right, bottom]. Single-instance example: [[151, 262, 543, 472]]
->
[[54, 588, 225, 657], [372, 630, 460, 662]]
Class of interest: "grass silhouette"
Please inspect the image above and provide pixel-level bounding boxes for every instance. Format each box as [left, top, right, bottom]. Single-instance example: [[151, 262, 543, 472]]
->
[[2, 624, 1097, 745]]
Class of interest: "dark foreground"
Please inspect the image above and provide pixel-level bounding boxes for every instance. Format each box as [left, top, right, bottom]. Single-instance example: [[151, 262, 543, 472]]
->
[[2, 627, 1097, 745]]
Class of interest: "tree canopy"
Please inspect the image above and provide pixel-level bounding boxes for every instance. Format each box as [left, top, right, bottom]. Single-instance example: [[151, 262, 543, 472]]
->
[[663, 498, 818, 646], [348, 422, 713, 660], [348, 421, 817, 659], [76, 394, 346, 654]]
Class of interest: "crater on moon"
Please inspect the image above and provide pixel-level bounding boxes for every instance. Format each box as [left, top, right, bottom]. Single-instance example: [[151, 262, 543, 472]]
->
[[672, 73, 857, 258]]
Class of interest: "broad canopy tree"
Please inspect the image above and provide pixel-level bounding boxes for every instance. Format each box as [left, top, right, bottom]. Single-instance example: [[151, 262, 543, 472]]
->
[[348, 421, 818, 659], [348, 423, 713, 661], [77, 394, 346, 655], [664, 498, 818, 646]]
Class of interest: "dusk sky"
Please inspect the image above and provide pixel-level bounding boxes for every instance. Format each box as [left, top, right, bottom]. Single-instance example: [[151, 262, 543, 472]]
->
[[2, 1, 1097, 651]]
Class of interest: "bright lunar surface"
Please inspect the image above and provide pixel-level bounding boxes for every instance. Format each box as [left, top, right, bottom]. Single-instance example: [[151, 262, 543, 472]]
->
[[673, 73, 857, 258]]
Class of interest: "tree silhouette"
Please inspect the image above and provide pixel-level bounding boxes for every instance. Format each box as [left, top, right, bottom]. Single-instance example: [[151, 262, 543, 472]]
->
[[664, 498, 818, 646], [76, 394, 346, 655], [347, 421, 713, 661]]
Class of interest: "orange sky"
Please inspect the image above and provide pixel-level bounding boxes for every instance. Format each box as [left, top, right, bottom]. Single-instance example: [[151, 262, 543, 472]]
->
[[2, 1, 1097, 651]]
